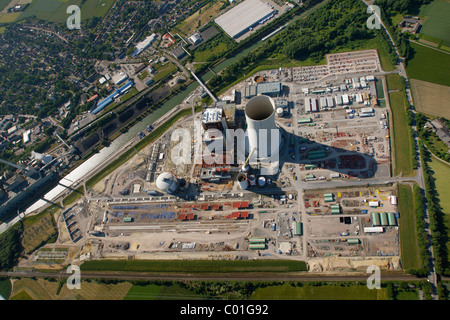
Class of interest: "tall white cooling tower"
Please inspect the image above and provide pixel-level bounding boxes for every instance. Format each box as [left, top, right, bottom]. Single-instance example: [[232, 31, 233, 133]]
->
[[245, 95, 280, 160]]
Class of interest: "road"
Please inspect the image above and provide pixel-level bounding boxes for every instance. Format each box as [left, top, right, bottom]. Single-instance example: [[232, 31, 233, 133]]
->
[[361, 0, 439, 299]]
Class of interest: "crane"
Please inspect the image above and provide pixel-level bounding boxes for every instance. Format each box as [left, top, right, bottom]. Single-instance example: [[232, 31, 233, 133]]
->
[[241, 147, 256, 172]]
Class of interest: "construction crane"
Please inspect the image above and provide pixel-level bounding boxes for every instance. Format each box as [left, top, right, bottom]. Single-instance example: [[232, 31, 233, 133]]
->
[[241, 147, 256, 172]]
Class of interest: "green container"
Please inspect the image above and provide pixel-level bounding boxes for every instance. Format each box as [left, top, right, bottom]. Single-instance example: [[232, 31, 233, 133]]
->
[[379, 212, 388, 226], [371, 212, 380, 226]]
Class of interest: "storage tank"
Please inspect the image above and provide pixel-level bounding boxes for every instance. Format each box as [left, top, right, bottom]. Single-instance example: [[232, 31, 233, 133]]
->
[[257, 176, 266, 187], [156, 172, 178, 194], [244, 95, 281, 160]]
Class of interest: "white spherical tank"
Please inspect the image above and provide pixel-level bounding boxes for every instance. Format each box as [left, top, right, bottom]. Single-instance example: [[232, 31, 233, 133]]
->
[[156, 172, 178, 194], [245, 95, 281, 160]]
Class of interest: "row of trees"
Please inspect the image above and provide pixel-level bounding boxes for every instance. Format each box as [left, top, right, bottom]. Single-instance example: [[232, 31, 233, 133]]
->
[[419, 141, 450, 276], [0, 222, 23, 271]]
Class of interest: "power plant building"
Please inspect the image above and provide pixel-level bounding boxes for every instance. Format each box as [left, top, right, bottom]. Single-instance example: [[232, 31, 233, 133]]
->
[[155, 172, 178, 194], [257, 81, 282, 96]]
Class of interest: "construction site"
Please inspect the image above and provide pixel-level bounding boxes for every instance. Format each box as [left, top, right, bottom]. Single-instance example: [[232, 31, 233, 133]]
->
[[50, 49, 403, 272]]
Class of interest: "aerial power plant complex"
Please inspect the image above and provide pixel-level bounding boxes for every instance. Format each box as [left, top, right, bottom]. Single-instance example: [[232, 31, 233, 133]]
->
[[4, 0, 445, 300]]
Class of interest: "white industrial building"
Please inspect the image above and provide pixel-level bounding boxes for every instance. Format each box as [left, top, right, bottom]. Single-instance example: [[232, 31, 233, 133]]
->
[[305, 97, 318, 112], [215, 0, 275, 39], [112, 72, 129, 85], [327, 97, 334, 108], [131, 33, 157, 57]]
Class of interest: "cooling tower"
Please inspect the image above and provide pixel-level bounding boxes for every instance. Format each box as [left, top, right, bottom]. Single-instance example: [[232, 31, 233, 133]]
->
[[244, 95, 281, 160]]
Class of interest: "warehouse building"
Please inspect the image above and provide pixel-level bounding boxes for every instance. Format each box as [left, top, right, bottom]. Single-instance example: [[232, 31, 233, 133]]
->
[[215, 0, 275, 39], [305, 97, 319, 112], [257, 81, 282, 96]]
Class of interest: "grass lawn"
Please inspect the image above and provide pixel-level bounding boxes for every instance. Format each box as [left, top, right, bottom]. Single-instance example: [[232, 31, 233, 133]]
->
[[10, 290, 33, 300], [389, 91, 414, 177], [194, 42, 228, 62], [152, 62, 176, 82], [407, 42, 450, 87], [398, 184, 420, 270], [386, 74, 404, 91], [250, 283, 388, 300]]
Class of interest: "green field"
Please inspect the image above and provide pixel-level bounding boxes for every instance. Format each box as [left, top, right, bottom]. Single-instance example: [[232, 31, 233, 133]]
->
[[0, 0, 10, 11], [398, 184, 420, 270], [407, 42, 450, 87], [250, 283, 388, 300], [17, 0, 114, 23], [124, 283, 204, 300], [386, 74, 404, 91], [389, 91, 414, 177], [0, 277, 11, 300], [194, 42, 228, 62], [81, 259, 308, 273], [152, 62, 177, 82], [419, 0, 450, 44]]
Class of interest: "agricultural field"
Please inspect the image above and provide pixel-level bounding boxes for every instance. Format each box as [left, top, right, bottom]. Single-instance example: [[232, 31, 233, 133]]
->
[[389, 91, 415, 177], [398, 184, 420, 271], [250, 283, 389, 300], [171, 0, 226, 37], [407, 42, 450, 87], [124, 283, 204, 300], [10, 278, 133, 300], [16, 0, 114, 23], [418, 0, 450, 45], [80, 259, 308, 273], [410, 79, 450, 119], [0, 12, 20, 22]]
